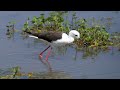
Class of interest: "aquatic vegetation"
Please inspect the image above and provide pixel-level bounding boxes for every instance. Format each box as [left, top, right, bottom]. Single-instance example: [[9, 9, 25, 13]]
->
[[0, 66, 71, 79], [74, 17, 112, 48], [21, 11, 113, 48], [6, 20, 16, 31], [22, 17, 30, 31], [22, 12, 68, 32], [0, 66, 34, 79], [110, 33, 120, 54], [111, 32, 120, 50], [75, 46, 111, 60], [0, 66, 22, 79], [30, 71, 71, 79], [6, 20, 18, 39]]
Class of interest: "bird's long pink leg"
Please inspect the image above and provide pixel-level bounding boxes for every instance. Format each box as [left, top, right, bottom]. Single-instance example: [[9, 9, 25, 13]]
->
[[45, 47, 52, 61], [39, 45, 50, 59]]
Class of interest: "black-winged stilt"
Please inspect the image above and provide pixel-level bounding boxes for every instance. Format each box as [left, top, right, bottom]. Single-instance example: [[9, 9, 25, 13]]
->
[[25, 30, 80, 61]]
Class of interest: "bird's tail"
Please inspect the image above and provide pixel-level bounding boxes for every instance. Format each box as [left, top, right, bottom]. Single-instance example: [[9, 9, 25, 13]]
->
[[28, 35, 38, 39]]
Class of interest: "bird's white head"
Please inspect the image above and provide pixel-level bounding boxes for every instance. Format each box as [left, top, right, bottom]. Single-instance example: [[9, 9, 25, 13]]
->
[[69, 30, 80, 39]]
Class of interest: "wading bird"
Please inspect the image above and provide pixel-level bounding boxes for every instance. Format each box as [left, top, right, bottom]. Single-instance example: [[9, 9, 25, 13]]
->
[[25, 30, 80, 61]]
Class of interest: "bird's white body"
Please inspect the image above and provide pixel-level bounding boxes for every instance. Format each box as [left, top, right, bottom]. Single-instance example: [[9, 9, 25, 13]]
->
[[52, 33, 74, 44]]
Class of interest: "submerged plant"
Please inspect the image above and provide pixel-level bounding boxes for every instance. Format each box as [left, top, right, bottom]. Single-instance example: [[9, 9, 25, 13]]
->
[[6, 19, 17, 39]]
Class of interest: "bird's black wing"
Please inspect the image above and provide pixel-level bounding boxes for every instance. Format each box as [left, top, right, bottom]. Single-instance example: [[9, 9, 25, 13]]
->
[[25, 30, 62, 42], [37, 31, 62, 42]]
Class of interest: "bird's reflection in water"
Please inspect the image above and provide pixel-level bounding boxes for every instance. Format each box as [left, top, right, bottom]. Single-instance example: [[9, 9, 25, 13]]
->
[[33, 57, 72, 79], [39, 57, 52, 72]]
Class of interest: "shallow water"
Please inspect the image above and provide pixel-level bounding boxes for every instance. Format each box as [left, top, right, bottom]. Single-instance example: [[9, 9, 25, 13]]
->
[[0, 11, 120, 79]]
